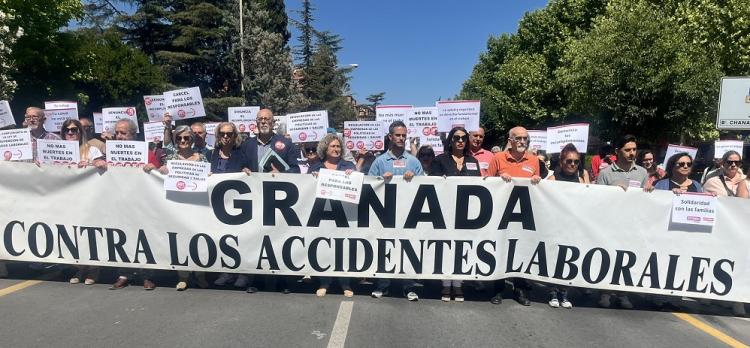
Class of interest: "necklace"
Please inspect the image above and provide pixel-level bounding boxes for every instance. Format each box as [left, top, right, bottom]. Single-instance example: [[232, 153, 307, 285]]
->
[[452, 155, 464, 170], [670, 179, 690, 188]]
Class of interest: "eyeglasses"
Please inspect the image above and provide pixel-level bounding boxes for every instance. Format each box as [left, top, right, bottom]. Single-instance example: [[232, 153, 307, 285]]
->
[[452, 135, 468, 142], [177, 135, 192, 142], [24, 115, 41, 120], [115, 131, 129, 136], [256, 117, 273, 123], [676, 161, 692, 168], [513, 136, 529, 142], [218, 131, 234, 138], [725, 160, 741, 166], [304, 147, 317, 154], [564, 159, 580, 165], [64, 127, 79, 134]]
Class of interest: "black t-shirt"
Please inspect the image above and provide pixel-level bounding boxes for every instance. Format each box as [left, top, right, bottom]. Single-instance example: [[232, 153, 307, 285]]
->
[[430, 153, 481, 177]]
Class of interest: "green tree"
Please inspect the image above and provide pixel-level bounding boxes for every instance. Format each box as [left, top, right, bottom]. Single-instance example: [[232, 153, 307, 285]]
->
[[293, 0, 315, 70], [365, 92, 385, 109], [305, 44, 355, 128]]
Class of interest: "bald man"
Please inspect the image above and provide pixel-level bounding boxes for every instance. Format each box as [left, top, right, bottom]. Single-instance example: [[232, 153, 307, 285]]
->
[[249, 108, 299, 173]]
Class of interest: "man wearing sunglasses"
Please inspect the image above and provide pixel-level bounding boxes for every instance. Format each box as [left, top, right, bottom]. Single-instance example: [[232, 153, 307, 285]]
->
[[250, 108, 299, 173]]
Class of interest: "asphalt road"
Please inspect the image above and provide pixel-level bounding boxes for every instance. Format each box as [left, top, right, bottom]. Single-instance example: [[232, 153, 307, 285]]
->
[[0, 263, 748, 348]]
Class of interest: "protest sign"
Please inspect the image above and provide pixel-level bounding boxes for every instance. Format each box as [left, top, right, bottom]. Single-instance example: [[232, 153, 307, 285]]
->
[[528, 130, 547, 150], [165, 160, 210, 192], [286, 110, 329, 143], [315, 168, 365, 204], [0, 128, 32, 161], [714, 140, 743, 159], [102, 107, 139, 133], [406, 106, 443, 153], [716, 77, 750, 130], [43, 108, 78, 133], [274, 115, 287, 133], [105, 140, 148, 167], [228, 106, 260, 133], [36, 139, 80, 165], [672, 193, 717, 226], [0, 101, 13, 128], [376, 105, 412, 133], [44, 101, 78, 112], [204, 122, 219, 147], [546, 123, 589, 153], [93, 112, 103, 134], [143, 121, 165, 143], [343, 121, 385, 151], [664, 144, 698, 163], [143, 95, 166, 122], [436, 100, 480, 132], [164, 87, 206, 120]]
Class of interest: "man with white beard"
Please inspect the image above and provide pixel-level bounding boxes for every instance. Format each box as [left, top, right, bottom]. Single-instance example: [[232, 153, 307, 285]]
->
[[23, 107, 61, 160]]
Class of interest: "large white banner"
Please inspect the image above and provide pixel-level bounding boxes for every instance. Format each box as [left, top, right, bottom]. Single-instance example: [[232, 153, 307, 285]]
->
[[0, 164, 748, 302]]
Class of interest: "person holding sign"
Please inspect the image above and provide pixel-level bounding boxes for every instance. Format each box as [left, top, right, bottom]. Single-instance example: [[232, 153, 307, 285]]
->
[[653, 153, 705, 194], [368, 121, 424, 301], [252, 108, 299, 173], [60, 119, 106, 169], [703, 151, 748, 198], [161, 113, 212, 158], [309, 133, 356, 298], [430, 127, 480, 302], [24, 107, 60, 160]]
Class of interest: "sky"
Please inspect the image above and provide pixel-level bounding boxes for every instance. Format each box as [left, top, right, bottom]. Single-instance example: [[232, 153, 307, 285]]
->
[[285, 0, 549, 107]]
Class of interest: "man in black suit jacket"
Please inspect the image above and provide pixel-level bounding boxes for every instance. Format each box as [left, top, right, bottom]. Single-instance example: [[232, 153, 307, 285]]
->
[[249, 108, 299, 173]]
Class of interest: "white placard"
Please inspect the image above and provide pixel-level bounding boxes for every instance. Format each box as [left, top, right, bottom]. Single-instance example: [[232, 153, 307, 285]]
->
[[0, 101, 14, 128], [716, 77, 750, 130], [204, 122, 219, 147], [93, 112, 103, 134], [228, 106, 260, 133], [43, 109, 78, 133], [102, 107, 139, 133], [144, 95, 166, 122], [0, 128, 32, 161], [406, 106, 443, 153], [143, 121, 165, 143], [343, 121, 385, 151], [274, 115, 287, 133], [528, 130, 547, 150], [36, 139, 80, 165], [664, 144, 698, 163], [546, 123, 589, 154], [44, 101, 78, 113], [105, 140, 148, 167], [286, 110, 329, 143], [164, 160, 210, 192], [671, 193, 717, 226], [164, 87, 206, 120], [714, 140, 743, 159], [315, 168, 364, 204], [376, 105, 412, 133], [436, 100, 480, 132]]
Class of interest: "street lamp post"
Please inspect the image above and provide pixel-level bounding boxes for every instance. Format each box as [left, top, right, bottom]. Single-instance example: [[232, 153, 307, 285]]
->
[[239, 0, 245, 105]]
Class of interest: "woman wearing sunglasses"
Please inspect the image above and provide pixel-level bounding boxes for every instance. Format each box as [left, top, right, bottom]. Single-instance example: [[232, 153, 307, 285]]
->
[[545, 143, 589, 308], [61, 119, 106, 285], [300, 142, 321, 173], [703, 150, 748, 198], [653, 153, 703, 193], [430, 127, 481, 302]]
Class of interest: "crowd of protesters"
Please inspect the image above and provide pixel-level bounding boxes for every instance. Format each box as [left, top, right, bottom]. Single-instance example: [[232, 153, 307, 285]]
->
[[1, 105, 749, 317]]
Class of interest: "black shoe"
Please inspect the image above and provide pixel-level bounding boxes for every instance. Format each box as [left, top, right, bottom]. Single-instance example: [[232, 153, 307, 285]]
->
[[282, 288, 291, 294], [514, 289, 531, 306], [490, 293, 503, 305], [246, 286, 258, 293]]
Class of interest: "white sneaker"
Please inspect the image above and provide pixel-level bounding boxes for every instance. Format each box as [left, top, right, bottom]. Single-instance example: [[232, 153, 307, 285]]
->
[[561, 299, 573, 309], [619, 295, 633, 309], [548, 298, 560, 308], [371, 290, 384, 298], [69, 277, 80, 284], [213, 273, 235, 286], [732, 302, 747, 317], [406, 291, 419, 301], [599, 294, 611, 308], [233, 274, 249, 288]]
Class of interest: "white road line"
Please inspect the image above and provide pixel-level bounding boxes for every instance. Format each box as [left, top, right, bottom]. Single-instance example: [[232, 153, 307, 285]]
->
[[327, 301, 353, 348]]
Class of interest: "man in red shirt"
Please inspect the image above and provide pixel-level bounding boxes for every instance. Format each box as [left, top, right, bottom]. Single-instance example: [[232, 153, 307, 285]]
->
[[469, 127, 494, 177], [487, 126, 540, 306]]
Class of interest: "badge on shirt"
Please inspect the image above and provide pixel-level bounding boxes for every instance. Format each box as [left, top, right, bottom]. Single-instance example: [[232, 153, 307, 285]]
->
[[274, 141, 285, 151], [393, 159, 406, 168], [628, 180, 642, 188], [479, 162, 489, 170], [522, 165, 535, 174], [466, 162, 478, 171]]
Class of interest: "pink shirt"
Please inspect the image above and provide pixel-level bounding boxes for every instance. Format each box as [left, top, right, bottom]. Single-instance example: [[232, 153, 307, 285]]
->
[[471, 148, 494, 177]]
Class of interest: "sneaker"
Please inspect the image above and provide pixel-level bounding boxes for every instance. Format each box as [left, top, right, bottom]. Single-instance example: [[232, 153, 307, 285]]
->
[[619, 295, 633, 309], [549, 298, 560, 308], [733, 302, 747, 317], [300, 275, 312, 283], [316, 288, 327, 297], [406, 291, 419, 301], [84, 278, 96, 285], [599, 294, 611, 308], [344, 290, 354, 298], [214, 273, 235, 286], [441, 287, 451, 302], [233, 274, 249, 288], [371, 290, 384, 298], [454, 287, 464, 302], [176, 281, 188, 291], [69, 277, 80, 284], [561, 299, 573, 309]]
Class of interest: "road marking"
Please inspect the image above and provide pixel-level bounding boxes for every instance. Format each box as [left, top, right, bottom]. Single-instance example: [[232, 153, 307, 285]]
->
[[0, 280, 42, 298], [673, 313, 749, 348], [327, 301, 353, 348]]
